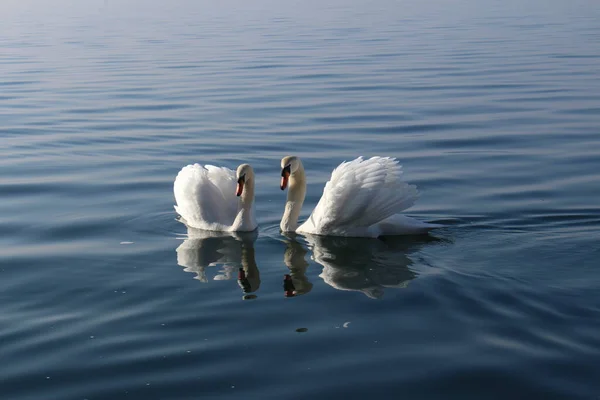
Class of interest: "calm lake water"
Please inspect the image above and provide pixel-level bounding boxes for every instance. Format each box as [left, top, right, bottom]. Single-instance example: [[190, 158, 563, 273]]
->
[[2, 0, 600, 398]]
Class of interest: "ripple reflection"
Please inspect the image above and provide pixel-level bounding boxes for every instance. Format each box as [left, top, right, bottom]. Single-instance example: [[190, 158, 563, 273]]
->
[[176, 228, 260, 297], [304, 234, 439, 299], [281, 233, 313, 297]]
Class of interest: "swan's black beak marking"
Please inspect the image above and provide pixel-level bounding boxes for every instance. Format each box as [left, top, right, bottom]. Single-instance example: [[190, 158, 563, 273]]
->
[[280, 165, 291, 190], [236, 175, 245, 197]]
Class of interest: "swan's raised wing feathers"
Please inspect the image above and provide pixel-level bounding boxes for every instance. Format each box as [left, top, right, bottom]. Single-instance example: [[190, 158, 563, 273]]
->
[[204, 164, 239, 217], [302, 157, 418, 235], [174, 164, 238, 229]]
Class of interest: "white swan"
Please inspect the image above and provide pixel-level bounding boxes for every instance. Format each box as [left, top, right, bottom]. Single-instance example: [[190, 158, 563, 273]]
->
[[174, 163, 257, 231], [279, 156, 441, 237]]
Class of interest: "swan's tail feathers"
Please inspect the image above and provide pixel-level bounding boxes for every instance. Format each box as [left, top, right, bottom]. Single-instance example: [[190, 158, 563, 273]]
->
[[307, 157, 421, 233]]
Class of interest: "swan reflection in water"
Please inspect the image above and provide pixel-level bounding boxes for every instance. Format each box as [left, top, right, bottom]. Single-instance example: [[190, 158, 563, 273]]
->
[[281, 233, 313, 297], [303, 234, 439, 299], [176, 227, 260, 298]]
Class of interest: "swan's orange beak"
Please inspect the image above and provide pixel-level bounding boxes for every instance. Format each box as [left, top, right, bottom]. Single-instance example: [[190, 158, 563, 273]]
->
[[236, 176, 245, 197], [280, 165, 291, 190], [280, 174, 289, 190]]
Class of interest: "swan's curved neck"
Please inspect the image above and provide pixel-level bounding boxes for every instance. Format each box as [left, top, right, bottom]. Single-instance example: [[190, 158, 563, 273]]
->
[[233, 178, 255, 230], [240, 179, 255, 210], [281, 163, 306, 232]]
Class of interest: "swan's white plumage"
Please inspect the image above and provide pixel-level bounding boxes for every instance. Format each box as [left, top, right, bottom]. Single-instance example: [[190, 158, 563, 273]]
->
[[294, 157, 440, 237], [174, 164, 256, 231]]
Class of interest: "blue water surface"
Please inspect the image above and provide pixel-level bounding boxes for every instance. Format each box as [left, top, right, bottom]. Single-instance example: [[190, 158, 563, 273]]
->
[[1, 0, 599, 399]]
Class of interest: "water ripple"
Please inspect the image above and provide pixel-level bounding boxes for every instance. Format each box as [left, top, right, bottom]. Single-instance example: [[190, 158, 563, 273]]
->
[[1, 0, 600, 399]]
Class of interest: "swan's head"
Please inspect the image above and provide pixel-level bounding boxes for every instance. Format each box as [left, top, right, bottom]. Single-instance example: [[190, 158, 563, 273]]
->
[[280, 155, 301, 190], [236, 164, 254, 197]]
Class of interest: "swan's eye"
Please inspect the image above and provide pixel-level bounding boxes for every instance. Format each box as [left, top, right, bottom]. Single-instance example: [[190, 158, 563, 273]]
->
[[237, 174, 246, 184], [281, 165, 291, 176]]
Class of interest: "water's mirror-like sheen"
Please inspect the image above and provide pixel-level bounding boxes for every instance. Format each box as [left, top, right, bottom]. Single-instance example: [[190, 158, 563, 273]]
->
[[1, 0, 599, 398]]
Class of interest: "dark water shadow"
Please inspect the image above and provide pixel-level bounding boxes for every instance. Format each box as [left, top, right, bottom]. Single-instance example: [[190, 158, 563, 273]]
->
[[175, 228, 260, 297], [302, 234, 442, 299]]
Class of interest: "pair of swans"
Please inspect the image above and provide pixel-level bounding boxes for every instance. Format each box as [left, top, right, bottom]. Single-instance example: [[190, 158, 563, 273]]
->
[[173, 156, 442, 237]]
